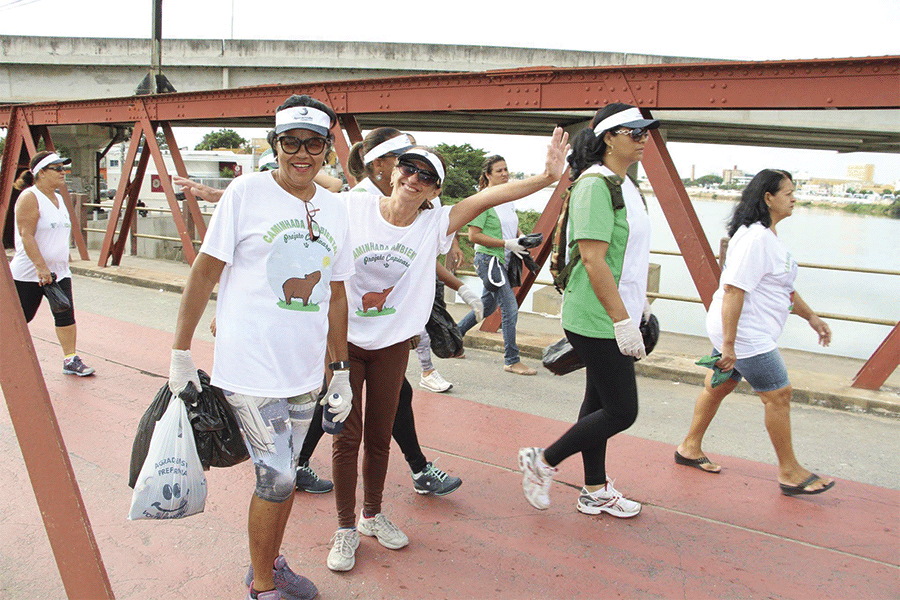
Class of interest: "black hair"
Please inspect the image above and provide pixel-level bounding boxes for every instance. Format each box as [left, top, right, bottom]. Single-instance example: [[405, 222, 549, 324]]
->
[[726, 169, 793, 237], [478, 155, 506, 190], [348, 127, 404, 179], [567, 102, 635, 179]]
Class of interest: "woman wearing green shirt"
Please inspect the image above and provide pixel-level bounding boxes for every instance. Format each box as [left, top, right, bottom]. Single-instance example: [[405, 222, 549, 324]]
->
[[457, 155, 537, 375], [518, 103, 659, 518]]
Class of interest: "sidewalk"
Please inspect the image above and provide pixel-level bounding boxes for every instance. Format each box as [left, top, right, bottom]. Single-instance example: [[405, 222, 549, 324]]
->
[[69, 256, 900, 418], [3, 301, 898, 599]]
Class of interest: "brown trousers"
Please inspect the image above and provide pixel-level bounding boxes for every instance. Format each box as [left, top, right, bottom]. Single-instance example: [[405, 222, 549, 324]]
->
[[332, 340, 409, 528]]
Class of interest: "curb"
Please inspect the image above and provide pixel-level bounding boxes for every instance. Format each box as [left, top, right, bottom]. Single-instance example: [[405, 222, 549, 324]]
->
[[462, 333, 900, 419]]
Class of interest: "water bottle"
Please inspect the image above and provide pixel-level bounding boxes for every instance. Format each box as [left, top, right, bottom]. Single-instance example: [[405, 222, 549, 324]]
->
[[322, 393, 344, 434]]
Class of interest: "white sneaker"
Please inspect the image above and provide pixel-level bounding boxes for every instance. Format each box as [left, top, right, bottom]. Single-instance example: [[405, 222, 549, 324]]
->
[[419, 370, 452, 393], [327, 528, 360, 572], [576, 479, 641, 518], [518, 447, 556, 510], [357, 513, 409, 549]]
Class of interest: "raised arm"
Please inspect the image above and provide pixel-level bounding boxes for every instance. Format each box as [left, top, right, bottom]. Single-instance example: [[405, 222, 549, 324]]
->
[[447, 127, 569, 234], [173, 176, 224, 203]]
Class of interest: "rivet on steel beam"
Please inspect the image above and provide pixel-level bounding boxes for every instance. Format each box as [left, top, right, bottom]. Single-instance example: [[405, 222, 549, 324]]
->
[[638, 99, 644, 104], [722, 84, 727, 89], [585, 86, 590, 92], [873, 67, 879, 72], [710, 83, 716, 89], [649, 85, 654, 90], [710, 98, 715, 103], [827, 98, 833, 103], [721, 98, 726, 103], [635, 84, 641, 90], [585, 100, 590, 105]]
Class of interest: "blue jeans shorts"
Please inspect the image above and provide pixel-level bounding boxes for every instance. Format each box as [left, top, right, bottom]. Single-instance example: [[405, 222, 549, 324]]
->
[[712, 348, 790, 393]]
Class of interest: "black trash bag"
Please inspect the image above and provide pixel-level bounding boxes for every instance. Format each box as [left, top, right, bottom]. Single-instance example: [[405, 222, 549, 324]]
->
[[507, 253, 524, 288], [542, 314, 661, 376], [641, 313, 660, 355], [426, 280, 464, 359], [542, 337, 585, 376], [129, 370, 248, 489], [517, 232, 543, 249], [42, 273, 71, 314]]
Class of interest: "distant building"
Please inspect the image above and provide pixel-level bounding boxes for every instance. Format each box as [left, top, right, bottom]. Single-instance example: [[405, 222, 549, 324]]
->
[[847, 164, 875, 183]]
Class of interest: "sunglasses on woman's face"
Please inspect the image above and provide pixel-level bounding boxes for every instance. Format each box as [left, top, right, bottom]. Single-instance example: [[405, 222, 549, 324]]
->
[[614, 127, 651, 141], [45, 165, 68, 172], [278, 135, 328, 156], [397, 161, 440, 186]]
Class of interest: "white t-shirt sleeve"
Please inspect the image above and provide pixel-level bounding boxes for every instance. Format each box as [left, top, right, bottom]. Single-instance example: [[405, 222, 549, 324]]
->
[[436, 205, 454, 255], [721, 231, 769, 293], [199, 182, 240, 265]]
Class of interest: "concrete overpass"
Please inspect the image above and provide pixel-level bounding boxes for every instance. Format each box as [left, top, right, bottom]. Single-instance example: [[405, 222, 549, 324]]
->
[[0, 36, 711, 104]]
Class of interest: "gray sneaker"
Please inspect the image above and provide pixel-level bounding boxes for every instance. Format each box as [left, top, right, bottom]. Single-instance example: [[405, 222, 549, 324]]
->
[[327, 528, 360, 572], [295, 461, 333, 494], [412, 461, 462, 496], [357, 513, 408, 550], [244, 555, 318, 600], [63, 355, 95, 377], [576, 479, 641, 518]]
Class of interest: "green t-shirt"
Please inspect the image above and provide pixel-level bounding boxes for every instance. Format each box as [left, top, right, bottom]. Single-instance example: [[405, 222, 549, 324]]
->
[[468, 207, 506, 261], [560, 176, 630, 339]]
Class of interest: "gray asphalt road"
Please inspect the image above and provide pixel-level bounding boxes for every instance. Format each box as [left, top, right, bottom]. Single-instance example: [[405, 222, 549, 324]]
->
[[69, 274, 900, 490]]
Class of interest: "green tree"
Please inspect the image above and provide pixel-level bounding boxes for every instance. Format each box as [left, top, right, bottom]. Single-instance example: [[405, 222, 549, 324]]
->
[[195, 129, 248, 151], [433, 142, 486, 199], [155, 131, 168, 151], [695, 174, 723, 186]]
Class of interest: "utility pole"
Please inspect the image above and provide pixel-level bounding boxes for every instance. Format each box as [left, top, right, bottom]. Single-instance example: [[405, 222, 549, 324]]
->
[[135, 0, 176, 95]]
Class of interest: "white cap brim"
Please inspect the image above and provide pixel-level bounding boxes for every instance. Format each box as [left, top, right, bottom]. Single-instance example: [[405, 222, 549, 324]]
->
[[397, 149, 445, 183], [32, 153, 71, 175], [275, 106, 332, 136]]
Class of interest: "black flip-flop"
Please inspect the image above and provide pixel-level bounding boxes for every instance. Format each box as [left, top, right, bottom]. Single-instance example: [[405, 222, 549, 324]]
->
[[779, 473, 835, 496], [674, 450, 721, 474]]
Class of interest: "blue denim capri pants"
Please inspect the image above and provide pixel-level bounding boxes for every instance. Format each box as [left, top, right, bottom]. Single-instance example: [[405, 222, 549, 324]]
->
[[712, 347, 790, 393]]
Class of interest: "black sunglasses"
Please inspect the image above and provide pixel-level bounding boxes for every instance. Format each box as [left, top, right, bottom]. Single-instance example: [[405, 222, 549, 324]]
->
[[397, 160, 440, 186], [44, 165, 68, 172], [278, 135, 328, 156], [614, 127, 651, 141], [304, 200, 320, 241]]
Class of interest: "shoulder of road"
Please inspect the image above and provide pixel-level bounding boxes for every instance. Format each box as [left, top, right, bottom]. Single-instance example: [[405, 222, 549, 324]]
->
[[64, 256, 899, 418]]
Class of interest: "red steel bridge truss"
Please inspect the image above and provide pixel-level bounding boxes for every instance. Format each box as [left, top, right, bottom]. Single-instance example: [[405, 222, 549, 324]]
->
[[1, 55, 899, 598]]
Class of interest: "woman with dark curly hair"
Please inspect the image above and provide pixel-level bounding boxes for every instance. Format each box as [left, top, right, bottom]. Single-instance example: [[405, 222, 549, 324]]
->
[[675, 168, 835, 497], [518, 103, 658, 519]]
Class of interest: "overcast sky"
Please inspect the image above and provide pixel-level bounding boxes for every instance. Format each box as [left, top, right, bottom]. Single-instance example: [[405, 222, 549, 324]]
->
[[1, 0, 897, 182]]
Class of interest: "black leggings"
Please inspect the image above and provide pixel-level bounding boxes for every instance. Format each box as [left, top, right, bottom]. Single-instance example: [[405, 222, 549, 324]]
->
[[542, 331, 639, 486], [298, 376, 427, 474], [15, 277, 76, 327]]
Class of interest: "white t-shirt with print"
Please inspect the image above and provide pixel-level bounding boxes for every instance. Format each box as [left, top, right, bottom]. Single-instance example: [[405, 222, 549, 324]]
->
[[707, 222, 798, 358], [342, 192, 453, 350], [200, 172, 354, 396]]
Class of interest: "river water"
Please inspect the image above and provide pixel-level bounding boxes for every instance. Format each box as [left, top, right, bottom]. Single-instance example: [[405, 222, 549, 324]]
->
[[461, 189, 900, 360]]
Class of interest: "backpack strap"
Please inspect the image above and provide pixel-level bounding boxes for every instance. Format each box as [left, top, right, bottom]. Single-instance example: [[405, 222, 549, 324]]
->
[[550, 173, 629, 293]]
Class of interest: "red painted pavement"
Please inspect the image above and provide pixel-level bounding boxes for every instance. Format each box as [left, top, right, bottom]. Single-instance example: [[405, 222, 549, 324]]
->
[[2, 306, 897, 599]]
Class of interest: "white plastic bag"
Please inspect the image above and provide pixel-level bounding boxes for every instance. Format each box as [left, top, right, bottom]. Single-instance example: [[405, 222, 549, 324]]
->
[[128, 395, 207, 520]]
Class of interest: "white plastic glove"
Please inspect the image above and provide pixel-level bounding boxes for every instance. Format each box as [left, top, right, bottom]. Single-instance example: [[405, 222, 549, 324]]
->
[[458, 284, 484, 321], [168, 349, 201, 398], [321, 369, 352, 423], [642, 299, 652, 323], [503, 238, 527, 257], [613, 318, 646, 359]]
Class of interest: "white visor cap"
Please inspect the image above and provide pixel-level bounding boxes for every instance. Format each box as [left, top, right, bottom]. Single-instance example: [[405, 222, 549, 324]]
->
[[363, 134, 414, 165], [396, 148, 445, 184], [32, 153, 71, 175], [275, 105, 332, 136], [593, 107, 660, 137]]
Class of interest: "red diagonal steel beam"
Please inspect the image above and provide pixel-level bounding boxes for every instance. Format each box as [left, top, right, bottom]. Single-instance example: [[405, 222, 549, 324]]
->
[[852, 325, 900, 390], [0, 107, 32, 236], [99, 120, 145, 266], [0, 256, 115, 599], [162, 122, 207, 240], [137, 108, 197, 264]]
